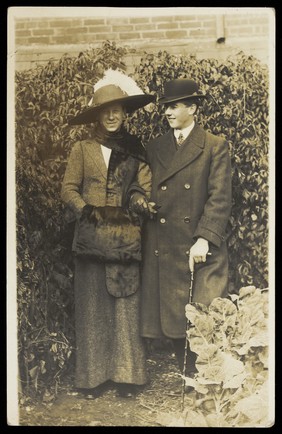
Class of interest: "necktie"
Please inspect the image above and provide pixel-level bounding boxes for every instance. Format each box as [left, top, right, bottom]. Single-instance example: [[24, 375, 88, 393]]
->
[[177, 133, 185, 146]]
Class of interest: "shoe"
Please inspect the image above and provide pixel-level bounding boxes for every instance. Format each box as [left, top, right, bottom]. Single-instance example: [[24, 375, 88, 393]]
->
[[78, 386, 104, 400], [116, 383, 136, 398], [186, 371, 196, 378], [184, 385, 194, 394]]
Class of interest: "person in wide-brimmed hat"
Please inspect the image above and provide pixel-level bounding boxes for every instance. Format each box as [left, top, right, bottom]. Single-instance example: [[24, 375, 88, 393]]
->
[[61, 69, 156, 400], [138, 78, 232, 390], [69, 83, 154, 125]]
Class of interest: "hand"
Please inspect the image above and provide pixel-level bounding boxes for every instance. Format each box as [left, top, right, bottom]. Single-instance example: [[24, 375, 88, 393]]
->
[[147, 202, 159, 219], [189, 238, 209, 272], [81, 204, 94, 217], [129, 193, 158, 218]]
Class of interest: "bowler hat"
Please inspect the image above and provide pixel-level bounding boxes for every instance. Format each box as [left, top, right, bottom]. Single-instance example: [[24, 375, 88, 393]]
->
[[158, 79, 206, 105], [69, 84, 155, 125]]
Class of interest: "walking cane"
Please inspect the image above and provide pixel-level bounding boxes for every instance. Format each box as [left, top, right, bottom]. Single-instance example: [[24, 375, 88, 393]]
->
[[181, 267, 194, 412], [181, 252, 211, 412]]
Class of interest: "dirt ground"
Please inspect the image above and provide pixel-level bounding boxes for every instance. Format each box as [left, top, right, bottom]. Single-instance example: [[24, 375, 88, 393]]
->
[[19, 346, 196, 427]]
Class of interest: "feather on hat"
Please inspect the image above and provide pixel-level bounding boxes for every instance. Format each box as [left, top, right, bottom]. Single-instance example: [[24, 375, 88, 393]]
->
[[69, 69, 155, 125]]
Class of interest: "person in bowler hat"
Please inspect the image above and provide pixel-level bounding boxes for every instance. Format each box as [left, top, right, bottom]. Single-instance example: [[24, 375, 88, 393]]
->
[[139, 78, 232, 388], [61, 69, 155, 399]]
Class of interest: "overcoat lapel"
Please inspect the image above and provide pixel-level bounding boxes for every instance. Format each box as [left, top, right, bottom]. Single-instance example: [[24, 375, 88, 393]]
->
[[154, 130, 176, 170], [84, 140, 108, 180], [157, 124, 206, 185]]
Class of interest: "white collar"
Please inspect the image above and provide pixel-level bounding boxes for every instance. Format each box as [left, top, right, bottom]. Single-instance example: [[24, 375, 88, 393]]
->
[[174, 120, 195, 140], [101, 144, 112, 168]]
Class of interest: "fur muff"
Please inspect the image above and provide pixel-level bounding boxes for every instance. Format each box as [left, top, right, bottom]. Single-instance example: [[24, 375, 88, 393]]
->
[[74, 205, 141, 263]]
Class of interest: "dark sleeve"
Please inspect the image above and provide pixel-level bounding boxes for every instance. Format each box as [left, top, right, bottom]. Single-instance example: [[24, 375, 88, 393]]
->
[[193, 138, 232, 247], [123, 161, 152, 207]]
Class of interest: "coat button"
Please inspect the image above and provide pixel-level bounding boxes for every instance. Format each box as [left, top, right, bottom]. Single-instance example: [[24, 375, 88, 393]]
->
[[160, 218, 166, 224], [154, 250, 159, 256], [184, 183, 191, 190], [184, 216, 190, 223], [161, 185, 167, 191]]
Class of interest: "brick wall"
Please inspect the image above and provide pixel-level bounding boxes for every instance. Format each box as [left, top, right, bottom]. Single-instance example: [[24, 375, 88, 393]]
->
[[14, 15, 216, 45], [12, 12, 272, 71]]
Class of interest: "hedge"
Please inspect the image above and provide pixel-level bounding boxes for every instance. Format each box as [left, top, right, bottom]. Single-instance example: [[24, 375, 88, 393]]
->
[[15, 41, 269, 397]]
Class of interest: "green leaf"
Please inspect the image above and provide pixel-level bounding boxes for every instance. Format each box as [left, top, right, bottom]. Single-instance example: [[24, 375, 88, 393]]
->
[[223, 371, 247, 389], [183, 409, 210, 427], [185, 302, 208, 325], [233, 382, 269, 425], [208, 297, 237, 330]]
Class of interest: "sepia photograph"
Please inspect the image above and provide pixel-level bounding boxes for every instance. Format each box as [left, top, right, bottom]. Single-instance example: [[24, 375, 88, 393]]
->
[[7, 6, 275, 427]]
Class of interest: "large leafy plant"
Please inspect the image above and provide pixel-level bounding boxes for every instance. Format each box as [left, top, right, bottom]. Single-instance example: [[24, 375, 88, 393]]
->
[[157, 286, 270, 427]]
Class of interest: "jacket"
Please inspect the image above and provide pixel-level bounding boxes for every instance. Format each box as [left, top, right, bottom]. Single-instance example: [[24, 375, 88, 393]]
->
[[61, 137, 151, 297], [141, 123, 232, 338]]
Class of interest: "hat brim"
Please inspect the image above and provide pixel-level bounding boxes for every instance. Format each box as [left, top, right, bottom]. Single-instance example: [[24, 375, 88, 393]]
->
[[158, 93, 206, 105], [69, 94, 155, 125]]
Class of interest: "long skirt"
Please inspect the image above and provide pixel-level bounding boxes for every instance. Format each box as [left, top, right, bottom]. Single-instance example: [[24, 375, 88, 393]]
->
[[74, 257, 147, 389]]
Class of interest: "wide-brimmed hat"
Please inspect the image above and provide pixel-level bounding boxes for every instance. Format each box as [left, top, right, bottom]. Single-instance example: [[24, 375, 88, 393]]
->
[[69, 69, 155, 125], [158, 79, 206, 105]]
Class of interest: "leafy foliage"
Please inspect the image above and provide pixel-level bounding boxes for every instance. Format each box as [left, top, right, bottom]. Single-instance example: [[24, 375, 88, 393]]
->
[[15, 42, 269, 398], [157, 287, 270, 427], [185, 287, 269, 427]]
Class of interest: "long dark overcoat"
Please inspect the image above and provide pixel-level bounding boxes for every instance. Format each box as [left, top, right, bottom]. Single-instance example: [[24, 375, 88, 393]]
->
[[141, 123, 232, 339]]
